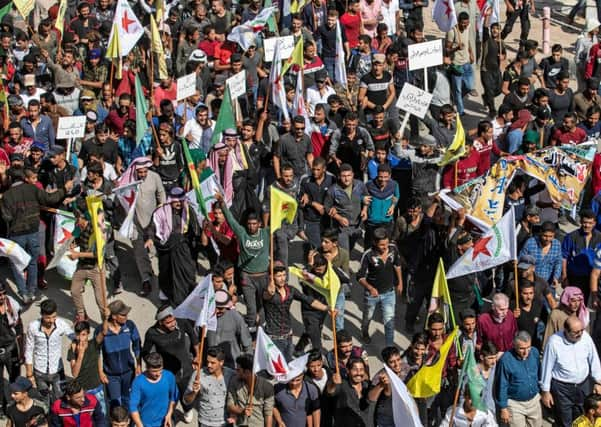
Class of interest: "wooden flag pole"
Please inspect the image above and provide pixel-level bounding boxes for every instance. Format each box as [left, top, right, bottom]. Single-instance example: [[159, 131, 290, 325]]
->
[[195, 325, 207, 381], [514, 260, 519, 309], [247, 373, 257, 415], [448, 360, 465, 427], [331, 309, 340, 376], [99, 267, 108, 321], [270, 230, 274, 279], [454, 161, 458, 188]]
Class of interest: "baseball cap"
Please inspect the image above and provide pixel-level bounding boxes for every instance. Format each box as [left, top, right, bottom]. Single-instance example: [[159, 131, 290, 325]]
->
[[31, 141, 46, 152], [231, 53, 242, 63], [517, 254, 536, 269], [23, 74, 35, 87], [88, 48, 101, 59], [373, 53, 386, 64], [108, 300, 131, 316], [10, 377, 32, 393], [48, 146, 66, 157], [525, 205, 541, 216], [10, 153, 24, 162]]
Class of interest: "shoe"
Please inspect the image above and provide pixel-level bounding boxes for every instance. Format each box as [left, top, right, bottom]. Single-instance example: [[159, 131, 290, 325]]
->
[[469, 89, 478, 97], [361, 331, 371, 344], [38, 279, 48, 290], [20, 294, 33, 305], [183, 409, 194, 424], [114, 283, 124, 295], [140, 281, 151, 297]]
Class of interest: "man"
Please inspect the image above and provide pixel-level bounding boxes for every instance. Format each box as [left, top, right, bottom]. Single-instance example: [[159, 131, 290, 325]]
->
[[117, 157, 165, 296], [326, 330, 368, 379], [6, 377, 45, 427], [262, 164, 301, 267], [95, 300, 141, 409], [328, 112, 375, 178], [572, 394, 601, 427], [153, 123, 184, 191], [369, 346, 403, 427], [274, 115, 313, 179], [1, 166, 69, 302], [357, 228, 403, 347], [358, 53, 396, 118], [274, 367, 321, 427], [562, 210, 601, 302], [326, 358, 375, 426], [308, 104, 337, 160], [316, 10, 348, 80], [105, 94, 135, 137], [446, 12, 475, 116], [500, 0, 534, 41], [215, 192, 269, 334], [0, 285, 23, 418], [306, 71, 337, 116], [364, 164, 399, 248], [142, 305, 197, 423], [181, 104, 214, 154], [394, 134, 443, 201], [227, 354, 274, 427], [24, 299, 73, 406], [184, 346, 235, 426], [520, 221, 563, 287], [481, 22, 507, 117], [130, 353, 178, 427], [323, 163, 369, 252], [263, 265, 330, 360], [79, 123, 119, 168], [574, 79, 601, 122], [541, 316, 601, 427], [441, 139, 483, 189], [550, 112, 587, 146], [477, 293, 518, 354], [20, 100, 55, 151], [300, 157, 336, 249], [50, 380, 105, 427], [512, 280, 546, 350], [444, 222, 477, 321], [145, 187, 201, 306]]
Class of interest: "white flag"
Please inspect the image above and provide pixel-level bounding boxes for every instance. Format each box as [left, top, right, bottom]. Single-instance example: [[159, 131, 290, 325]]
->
[[432, 0, 458, 33], [446, 208, 517, 279], [0, 238, 31, 277], [113, 181, 141, 239], [253, 327, 289, 380], [270, 41, 290, 122], [292, 71, 311, 135], [334, 21, 347, 86], [278, 353, 309, 383], [174, 275, 217, 330], [109, 0, 144, 57], [48, 211, 78, 279], [228, 7, 276, 50], [383, 365, 423, 427]]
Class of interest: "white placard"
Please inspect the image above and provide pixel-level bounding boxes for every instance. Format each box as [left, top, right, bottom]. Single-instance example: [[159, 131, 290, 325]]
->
[[408, 39, 444, 71], [176, 72, 197, 100], [395, 83, 433, 119], [263, 35, 295, 62], [227, 70, 247, 99], [57, 116, 87, 139]]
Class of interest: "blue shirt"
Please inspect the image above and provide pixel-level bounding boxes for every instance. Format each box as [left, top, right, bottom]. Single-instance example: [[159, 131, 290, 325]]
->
[[118, 133, 153, 168], [95, 320, 141, 376], [561, 229, 601, 277], [504, 128, 524, 154], [367, 154, 411, 180], [519, 236, 563, 283], [20, 115, 55, 151], [130, 371, 179, 427], [495, 347, 540, 409]]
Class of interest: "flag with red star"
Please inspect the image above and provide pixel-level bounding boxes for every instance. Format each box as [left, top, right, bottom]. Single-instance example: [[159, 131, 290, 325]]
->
[[432, 0, 458, 33], [48, 210, 78, 279], [253, 327, 289, 381], [446, 208, 517, 279], [113, 181, 141, 239], [108, 0, 144, 57], [0, 238, 31, 277]]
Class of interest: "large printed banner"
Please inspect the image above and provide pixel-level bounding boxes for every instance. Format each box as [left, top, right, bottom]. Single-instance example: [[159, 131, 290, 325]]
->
[[443, 145, 595, 226]]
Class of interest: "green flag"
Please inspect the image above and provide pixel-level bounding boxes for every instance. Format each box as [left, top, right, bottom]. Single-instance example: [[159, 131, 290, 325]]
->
[[0, 1, 12, 22], [263, 0, 277, 33], [182, 137, 208, 217], [462, 345, 488, 411], [134, 74, 148, 146], [210, 85, 236, 146]]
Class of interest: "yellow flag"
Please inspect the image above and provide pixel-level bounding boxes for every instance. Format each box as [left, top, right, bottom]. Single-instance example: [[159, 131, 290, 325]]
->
[[106, 24, 123, 80], [290, 262, 341, 308], [290, 0, 306, 13], [55, 0, 68, 35], [150, 15, 168, 80], [270, 186, 298, 232], [437, 113, 466, 167], [407, 328, 459, 398], [14, 0, 34, 20], [427, 258, 456, 329], [86, 196, 106, 268], [281, 37, 303, 77], [155, 0, 165, 23]]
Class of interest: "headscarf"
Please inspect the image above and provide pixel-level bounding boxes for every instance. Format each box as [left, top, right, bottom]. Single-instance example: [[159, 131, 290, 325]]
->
[[152, 187, 189, 244], [117, 156, 153, 187], [208, 142, 234, 205], [560, 286, 589, 327]]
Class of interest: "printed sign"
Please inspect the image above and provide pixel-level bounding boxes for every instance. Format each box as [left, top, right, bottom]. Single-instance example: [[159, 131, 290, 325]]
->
[[408, 39, 444, 71], [176, 72, 197, 100], [57, 116, 87, 139], [396, 83, 433, 119], [263, 35, 295, 62], [227, 70, 247, 99]]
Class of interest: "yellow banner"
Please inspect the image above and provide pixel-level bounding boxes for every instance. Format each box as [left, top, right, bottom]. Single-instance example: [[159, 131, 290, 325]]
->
[[86, 196, 106, 268]]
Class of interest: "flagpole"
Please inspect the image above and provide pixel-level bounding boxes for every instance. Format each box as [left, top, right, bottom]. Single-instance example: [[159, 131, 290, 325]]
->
[[330, 309, 340, 376], [454, 160, 458, 188], [195, 325, 207, 381], [109, 62, 114, 89], [247, 373, 257, 414], [448, 362, 465, 427], [513, 260, 519, 309], [99, 266, 108, 321]]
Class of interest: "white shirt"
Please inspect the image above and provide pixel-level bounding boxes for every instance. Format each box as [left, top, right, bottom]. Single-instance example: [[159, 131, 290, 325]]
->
[[21, 88, 46, 106], [24, 317, 73, 374], [81, 162, 118, 182], [380, 0, 399, 36], [440, 406, 497, 427], [306, 85, 336, 116], [182, 119, 215, 152], [540, 330, 601, 392]]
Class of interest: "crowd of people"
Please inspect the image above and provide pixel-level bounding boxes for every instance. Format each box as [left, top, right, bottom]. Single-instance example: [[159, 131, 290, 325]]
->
[[1, 0, 601, 426]]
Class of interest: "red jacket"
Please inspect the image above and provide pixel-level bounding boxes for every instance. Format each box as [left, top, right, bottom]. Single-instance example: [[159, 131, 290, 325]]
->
[[585, 43, 601, 79], [50, 394, 106, 427], [592, 153, 601, 196], [442, 149, 483, 189]]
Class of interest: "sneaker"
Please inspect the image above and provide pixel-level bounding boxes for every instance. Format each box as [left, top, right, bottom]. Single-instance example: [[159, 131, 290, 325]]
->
[[361, 331, 371, 344], [114, 282, 124, 295], [183, 409, 194, 424], [20, 294, 33, 305], [140, 281, 151, 297], [38, 279, 48, 290]]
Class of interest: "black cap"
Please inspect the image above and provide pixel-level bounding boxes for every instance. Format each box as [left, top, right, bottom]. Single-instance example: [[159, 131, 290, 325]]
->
[[231, 53, 242, 63]]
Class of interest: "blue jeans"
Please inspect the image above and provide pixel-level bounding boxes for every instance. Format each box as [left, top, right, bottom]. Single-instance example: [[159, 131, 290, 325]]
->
[[334, 286, 346, 331], [450, 63, 474, 115], [106, 371, 133, 410], [361, 289, 396, 346], [88, 384, 107, 417], [10, 232, 40, 297], [323, 57, 336, 83]]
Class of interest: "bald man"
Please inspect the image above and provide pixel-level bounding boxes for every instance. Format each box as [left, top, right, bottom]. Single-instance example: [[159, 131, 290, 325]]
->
[[540, 316, 601, 427]]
